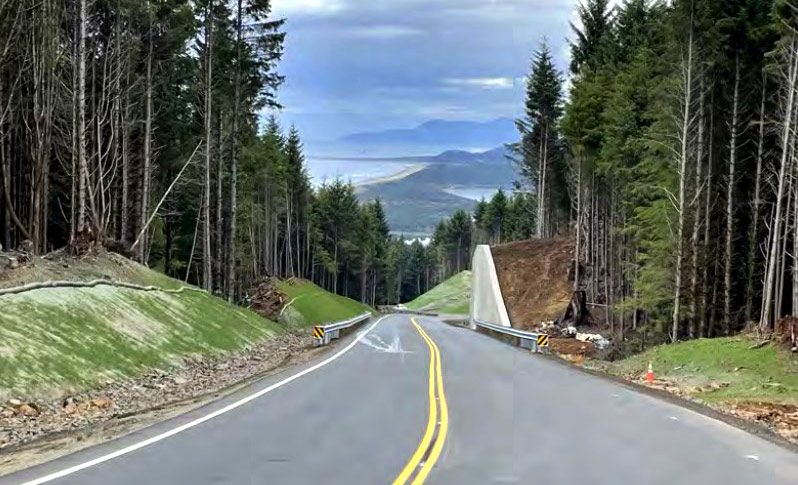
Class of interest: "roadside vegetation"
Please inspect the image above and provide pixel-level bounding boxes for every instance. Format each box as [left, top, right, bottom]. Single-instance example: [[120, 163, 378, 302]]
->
[[406, 271, 471, 314], [590, 337, 798, 443], [602, 338, 798, 405], [0, 252, 282, 399], [275, 279, 373, 328]]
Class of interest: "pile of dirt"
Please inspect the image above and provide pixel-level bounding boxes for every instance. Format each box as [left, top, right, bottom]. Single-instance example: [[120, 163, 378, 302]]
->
[[0, 333, 311, 449], [550, 338, 597, 364], [726, 402, 798, 442], [247, 279, 288, 320], [492, 237, 575, 330]]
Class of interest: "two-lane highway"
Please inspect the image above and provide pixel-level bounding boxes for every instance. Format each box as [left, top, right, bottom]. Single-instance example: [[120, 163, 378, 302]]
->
[[3, 314, 798, 484]]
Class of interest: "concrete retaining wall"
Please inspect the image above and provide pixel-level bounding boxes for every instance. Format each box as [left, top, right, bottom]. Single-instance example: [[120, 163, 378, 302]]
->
[[470, 244, 512, 328]]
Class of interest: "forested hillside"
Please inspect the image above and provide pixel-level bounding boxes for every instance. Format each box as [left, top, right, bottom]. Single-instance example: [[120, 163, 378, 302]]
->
[[9, 0, 798, 347], [516, 0, 798, 346], [0, 0, 488, 308]]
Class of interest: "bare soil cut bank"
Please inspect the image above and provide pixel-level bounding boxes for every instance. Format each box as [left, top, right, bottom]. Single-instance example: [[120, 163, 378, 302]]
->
[[491, 237, 575, 330]]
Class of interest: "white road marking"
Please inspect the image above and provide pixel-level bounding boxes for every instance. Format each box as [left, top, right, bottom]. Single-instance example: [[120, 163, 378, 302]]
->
[[744, 455, 760, 461], [669, 416, 679, 421], [360, 331, 409, 354], [19, 315, 389, 485]]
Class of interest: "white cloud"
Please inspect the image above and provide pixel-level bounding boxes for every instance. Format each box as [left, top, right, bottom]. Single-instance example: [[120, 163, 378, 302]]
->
[[443, 77, 515, 89], [272, 0, 347, 16], [348, 25, 423, 39]]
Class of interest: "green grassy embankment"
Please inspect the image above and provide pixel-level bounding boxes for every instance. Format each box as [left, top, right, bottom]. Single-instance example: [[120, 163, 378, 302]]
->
[[599, 337, 798, 404], [405, 271, 471, 314], [0, 251, 282, 399], [274, 279, 373, 328]]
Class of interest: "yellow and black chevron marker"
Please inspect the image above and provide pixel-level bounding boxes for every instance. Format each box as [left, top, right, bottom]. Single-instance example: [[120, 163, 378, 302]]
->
[[537, 334, 549, 348], [312, 326, 326, 339]]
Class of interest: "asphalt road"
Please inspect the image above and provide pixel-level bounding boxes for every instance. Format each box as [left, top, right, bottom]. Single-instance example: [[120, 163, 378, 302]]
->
[[3, 314, 798, 484]]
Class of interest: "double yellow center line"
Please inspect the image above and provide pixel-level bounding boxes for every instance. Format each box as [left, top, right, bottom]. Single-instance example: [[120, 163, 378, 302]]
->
[[393, 317, 449, 485]]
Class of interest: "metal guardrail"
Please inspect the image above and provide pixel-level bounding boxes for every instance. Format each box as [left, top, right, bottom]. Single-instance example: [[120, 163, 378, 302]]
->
[[473, 318, 549, 353], [311, 312, 372, 346]]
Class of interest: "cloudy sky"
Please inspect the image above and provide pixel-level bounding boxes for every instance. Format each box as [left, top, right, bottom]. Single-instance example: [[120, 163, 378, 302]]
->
[[269, 0, 578, 144]]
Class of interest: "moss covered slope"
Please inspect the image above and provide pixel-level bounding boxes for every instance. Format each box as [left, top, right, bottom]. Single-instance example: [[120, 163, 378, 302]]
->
[[604, 337, 798, 404], [406, 271, 471, 314], [0, 252, 281, 398], [274, 279, 373, 328]]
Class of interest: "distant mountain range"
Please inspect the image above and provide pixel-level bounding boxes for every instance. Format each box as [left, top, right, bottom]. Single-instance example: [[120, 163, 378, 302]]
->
[[311, 118, 518, 158], [356, 145, 520, 235], [429, 146, 509, 164], [339, 118, 516, 146]]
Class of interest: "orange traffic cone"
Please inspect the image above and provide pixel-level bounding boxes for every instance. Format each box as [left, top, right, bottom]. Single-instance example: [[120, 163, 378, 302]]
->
[[645, 361, 655, 383]]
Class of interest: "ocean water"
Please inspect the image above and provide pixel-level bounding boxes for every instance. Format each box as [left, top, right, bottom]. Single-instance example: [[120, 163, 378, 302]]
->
[[306, 157, 417, 187], [442, 186, 502, 201]]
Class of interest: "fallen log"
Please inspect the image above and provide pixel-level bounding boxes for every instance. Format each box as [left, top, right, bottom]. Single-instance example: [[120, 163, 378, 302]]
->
[[0, 279, 205, 298]]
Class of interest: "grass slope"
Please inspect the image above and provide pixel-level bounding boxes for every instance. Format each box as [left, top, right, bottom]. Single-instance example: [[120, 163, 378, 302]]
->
[[274, 279, 373, 328], [406, 271, 471, 314], [604, 337, 798, 404], [0, 251, 281, 399]]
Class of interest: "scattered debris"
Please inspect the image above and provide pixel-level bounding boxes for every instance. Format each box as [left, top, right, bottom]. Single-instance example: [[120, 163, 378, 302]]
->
[[246, 279, 288, 320], [748, 340, 769, 350], [727, 402, 798, 442], [576, 332, 611, 350], [492, 238, 614, 355], [549, 338, 596, 361], [0, 244, 30, 274], [560, 325, 577, 336]]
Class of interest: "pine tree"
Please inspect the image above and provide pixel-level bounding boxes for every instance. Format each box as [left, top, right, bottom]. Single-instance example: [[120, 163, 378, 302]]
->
[[517, 40, 566, 238]]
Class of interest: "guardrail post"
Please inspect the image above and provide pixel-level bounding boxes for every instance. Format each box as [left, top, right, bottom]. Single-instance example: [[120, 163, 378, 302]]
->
[[473, 318, 549, 354], [309, 312, 372, 346]]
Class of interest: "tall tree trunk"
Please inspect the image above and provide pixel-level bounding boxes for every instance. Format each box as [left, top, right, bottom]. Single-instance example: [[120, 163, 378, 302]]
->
[[672, 15, 695, 342], [120, 58, 130, 243], [215, 114, 223, 292], [700, 96, 715, 338], [202, 1, 213, 291], [76, 0, 88, 236], [574, 149, 583, 291], [793, 178, 798, 316], [723, 57, 741, 335], [689, 73, 706, 339], [777, 174, 793, 322], [140, 0, 153, 262], [746, 79, 767, 324], [538, 123, 548, 238], [228, 0, 242, 302], [761, 39, 798, 332]]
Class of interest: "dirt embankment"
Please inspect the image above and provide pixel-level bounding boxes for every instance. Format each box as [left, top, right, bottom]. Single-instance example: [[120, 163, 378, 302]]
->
[[492, 237, 575, 328], [492, 238, 798, 444], [0, 248, 306, 459], [492, 237, 606, 360]]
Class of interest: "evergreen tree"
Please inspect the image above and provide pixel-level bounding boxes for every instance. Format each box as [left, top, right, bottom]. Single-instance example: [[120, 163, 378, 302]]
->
[[516, 40, 568, 237]]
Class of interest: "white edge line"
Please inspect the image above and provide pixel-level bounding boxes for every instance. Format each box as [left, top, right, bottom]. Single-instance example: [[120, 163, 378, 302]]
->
[[20, 315, 388, 485]]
